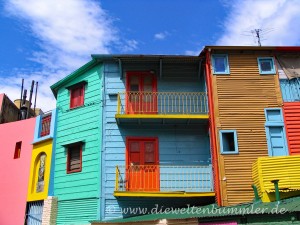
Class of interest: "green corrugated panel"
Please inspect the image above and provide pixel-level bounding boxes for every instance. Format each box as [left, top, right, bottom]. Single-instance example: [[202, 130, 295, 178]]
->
[[57, 198, 99, 225], [91, 196, 300, 223]]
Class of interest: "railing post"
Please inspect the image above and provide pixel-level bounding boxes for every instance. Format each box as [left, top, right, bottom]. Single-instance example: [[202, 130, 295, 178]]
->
[[115, 166, 119, 191], [117, 93, 121, 114]]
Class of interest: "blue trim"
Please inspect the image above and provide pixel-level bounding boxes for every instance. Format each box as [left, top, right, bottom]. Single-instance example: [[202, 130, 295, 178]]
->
[[219, 130, 239, 154], [257, 57, 276, 75], [264, 108, 288, 156], [48, 108, 58, 196], [32, 109, 58, 144], [212, 54, 230, 75]]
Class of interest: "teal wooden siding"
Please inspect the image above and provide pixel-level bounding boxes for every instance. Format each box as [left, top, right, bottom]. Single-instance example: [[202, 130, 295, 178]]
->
[[101, 62, 210, 220], [57, 198, 98, 224], [54, 64, 103, 224]]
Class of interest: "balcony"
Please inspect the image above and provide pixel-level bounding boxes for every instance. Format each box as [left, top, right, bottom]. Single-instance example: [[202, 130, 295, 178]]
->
[[252, 155, 300, 202], [114, 165, 214, 197], [116, 92, 208, 124]]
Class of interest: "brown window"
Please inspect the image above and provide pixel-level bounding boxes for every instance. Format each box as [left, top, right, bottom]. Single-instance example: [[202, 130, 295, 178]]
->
[[67, 144, 82, 173], [14, 141, 22, 159]]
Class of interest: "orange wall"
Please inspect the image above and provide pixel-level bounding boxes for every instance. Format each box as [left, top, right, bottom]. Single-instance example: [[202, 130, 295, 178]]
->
[[0, 118, 36, 225]]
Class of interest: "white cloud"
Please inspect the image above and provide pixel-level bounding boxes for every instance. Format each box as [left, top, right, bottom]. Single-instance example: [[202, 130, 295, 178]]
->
[[154, 31, 169, 40], [217, 0, 300, 46], [2, 0, 138, 111]]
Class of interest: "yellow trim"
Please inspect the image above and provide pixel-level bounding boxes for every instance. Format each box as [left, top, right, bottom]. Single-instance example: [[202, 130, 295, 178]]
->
[[115, 114, 209, 119], [27, 139, 53, 201], [117, 94, 121, 114], [113, 191, 215, 198]]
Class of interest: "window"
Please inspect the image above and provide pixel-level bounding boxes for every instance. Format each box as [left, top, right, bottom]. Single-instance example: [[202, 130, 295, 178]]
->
[[257, 57, 276, 74], [67, 81, 87, 109], [14, 141, 22, 159], [212, 54, 230, 74], [219, 130, 238, 154], [40, 114, 51, 137], [67, 143, 82, 173]]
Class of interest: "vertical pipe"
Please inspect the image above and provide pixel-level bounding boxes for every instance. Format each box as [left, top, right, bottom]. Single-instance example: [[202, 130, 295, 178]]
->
[[271, 180, 280, 202], [33, 81, 38, 116], [26, 80, 34, 119], [252, 184, 260, 202], [205, 50, 221, 205], [19, 79, 24, 120]]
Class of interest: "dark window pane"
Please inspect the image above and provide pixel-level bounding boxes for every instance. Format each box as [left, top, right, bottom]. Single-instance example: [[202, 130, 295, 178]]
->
[[214, 57, 226, 72]]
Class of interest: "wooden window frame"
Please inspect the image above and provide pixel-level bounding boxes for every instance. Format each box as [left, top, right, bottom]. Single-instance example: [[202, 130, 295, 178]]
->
[[219, 130, 239, 154], [66, 143, 83, 174], [125, 137, 159, 166], [212, 54, 230, 75], [257, 57, 276, 75], [68, 82, 86, 109]]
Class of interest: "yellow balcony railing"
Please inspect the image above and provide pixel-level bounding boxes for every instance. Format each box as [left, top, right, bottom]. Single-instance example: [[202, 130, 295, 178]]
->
[[115, 164, 213, 193], [116, 92, 208, 115]]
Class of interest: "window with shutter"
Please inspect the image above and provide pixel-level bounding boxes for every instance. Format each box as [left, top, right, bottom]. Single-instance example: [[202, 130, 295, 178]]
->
[[67, 144, 82, 173], [70, 84, 85, 109]]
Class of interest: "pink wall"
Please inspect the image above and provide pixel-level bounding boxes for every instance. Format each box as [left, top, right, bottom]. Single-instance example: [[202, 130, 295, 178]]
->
[[0, 118, 36, 225]]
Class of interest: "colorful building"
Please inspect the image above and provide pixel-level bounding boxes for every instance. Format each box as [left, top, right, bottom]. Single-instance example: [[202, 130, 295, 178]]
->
[[91, 55, 213, 221], [50, 60, 103, 224], [25, 108, 58, 225], [202, 46, 300, 207], [0, 117, 36, 225]]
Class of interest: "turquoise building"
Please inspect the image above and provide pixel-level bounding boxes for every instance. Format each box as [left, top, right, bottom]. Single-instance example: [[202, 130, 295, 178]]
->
[[51, 60, 103, 224]]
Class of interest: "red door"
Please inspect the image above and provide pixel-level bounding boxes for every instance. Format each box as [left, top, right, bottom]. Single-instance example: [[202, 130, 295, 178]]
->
[[126, 72, 157, 114], [126, 138, 159, 191]]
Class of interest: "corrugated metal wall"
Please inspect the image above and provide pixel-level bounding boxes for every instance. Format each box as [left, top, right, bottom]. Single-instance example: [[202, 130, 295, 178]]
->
[[283, 102, 300, 155], [211, 53, 282, 206], [252, 155, 300, 202]]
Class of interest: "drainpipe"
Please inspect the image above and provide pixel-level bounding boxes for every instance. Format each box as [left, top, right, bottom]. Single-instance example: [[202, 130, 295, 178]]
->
[[271, 179, 280, 202], [205, 49, 221, 206], [252, 184, 260, 202]]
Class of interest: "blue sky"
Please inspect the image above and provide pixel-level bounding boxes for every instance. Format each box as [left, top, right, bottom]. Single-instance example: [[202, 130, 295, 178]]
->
[[1, 0, 300, 111]]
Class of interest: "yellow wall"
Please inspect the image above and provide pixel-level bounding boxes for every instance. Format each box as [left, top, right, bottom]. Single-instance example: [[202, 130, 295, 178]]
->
[[252, 155, 300, 202], [27, 139, 53, 201]]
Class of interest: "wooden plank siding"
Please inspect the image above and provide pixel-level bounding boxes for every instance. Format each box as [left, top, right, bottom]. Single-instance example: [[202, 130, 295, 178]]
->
[[210, 53, 283, 206], [283, 102, 300, 155], [102, 61, 211, 220], [54, 64, 102, 224]]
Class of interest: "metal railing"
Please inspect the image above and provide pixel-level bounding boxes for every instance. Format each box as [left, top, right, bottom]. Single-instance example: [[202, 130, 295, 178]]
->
[[40, 113, 51, 137], [117, 92, 208, 115], [115, 164, 213, 192]]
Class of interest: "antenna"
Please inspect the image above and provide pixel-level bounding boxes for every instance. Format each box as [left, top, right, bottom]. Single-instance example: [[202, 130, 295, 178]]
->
[[241, 28, 274, 46], [254, 29, 262, 46]]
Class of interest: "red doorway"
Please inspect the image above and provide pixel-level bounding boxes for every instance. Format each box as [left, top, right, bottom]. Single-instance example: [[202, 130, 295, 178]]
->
[[125, 72, 157, 114], [126, 137, 159, 191]]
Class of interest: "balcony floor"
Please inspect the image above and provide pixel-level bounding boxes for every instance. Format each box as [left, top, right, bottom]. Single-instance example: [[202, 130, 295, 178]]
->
[[115, 114, 209, 125], [114, 191, 215, 198]]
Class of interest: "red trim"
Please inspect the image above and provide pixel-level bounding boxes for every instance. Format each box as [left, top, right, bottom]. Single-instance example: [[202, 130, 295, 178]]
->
[[125, 136, 159, 166], [125, 71, 157, 114], [69, 84, 85, 109], [205, 50, 221, 205], [275, 47, 300, 51], [66, 144, 82, 174], [282, 103, 291, 155]]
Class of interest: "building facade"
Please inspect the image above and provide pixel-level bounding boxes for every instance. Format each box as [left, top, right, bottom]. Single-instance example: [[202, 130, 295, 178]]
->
[[51, 60, 103, 224], [92, 55, 214, 221], [0, 117, 36, 225]]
